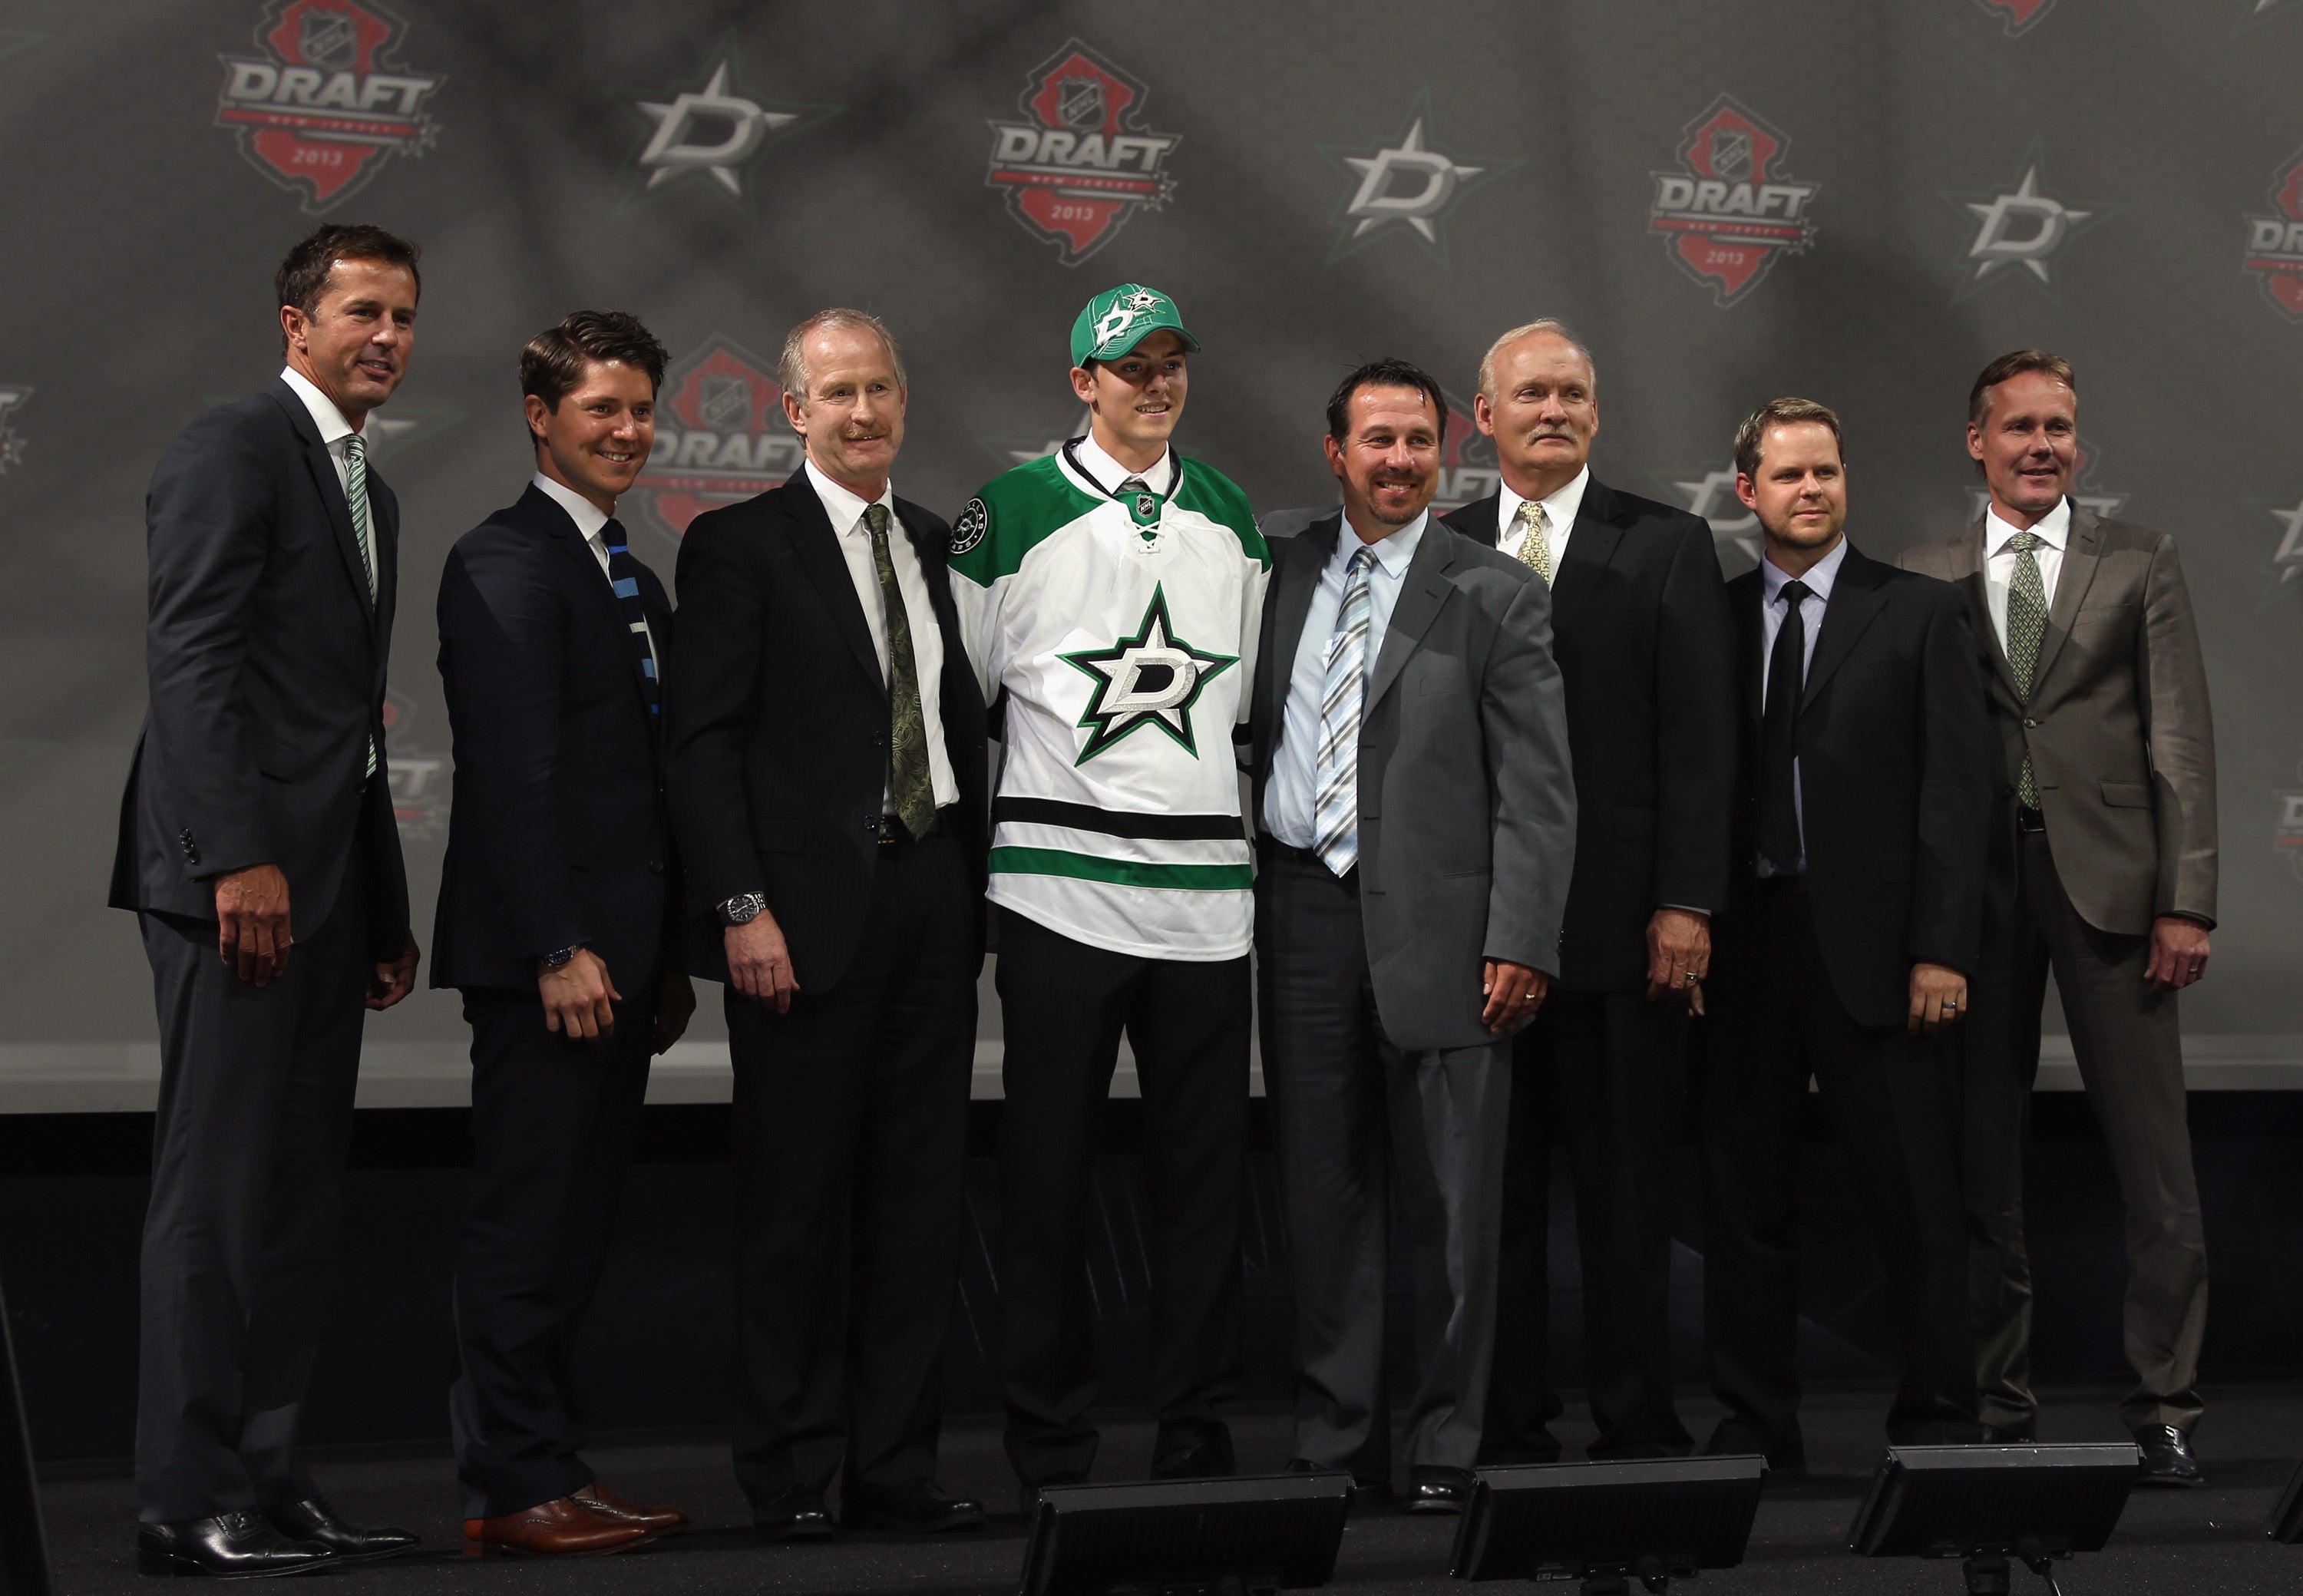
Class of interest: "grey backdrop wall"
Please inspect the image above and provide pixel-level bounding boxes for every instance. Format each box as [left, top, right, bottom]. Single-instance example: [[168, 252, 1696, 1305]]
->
[[2, 0, 2299, 1074]]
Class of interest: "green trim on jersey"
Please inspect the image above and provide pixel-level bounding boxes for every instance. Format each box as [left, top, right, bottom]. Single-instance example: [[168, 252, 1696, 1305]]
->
[[947, 455, 1099, 587], [1171, 457, 1270, 570], [988, 845, 1254, 891]]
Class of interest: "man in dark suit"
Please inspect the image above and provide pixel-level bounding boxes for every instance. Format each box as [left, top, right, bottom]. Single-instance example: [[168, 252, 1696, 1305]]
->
[[434, 311, 695, 1556], [1700, 398, 1992, 1469], [664, 309, 989, 1541], [1440, 321, 1735, 1462], [109, 225, 424, 1578], [1251, 359, 1576, 1512], [1901, 352, 2217, 1485]]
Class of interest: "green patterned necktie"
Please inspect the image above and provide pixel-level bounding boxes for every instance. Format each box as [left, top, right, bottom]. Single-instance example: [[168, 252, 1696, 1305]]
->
[[2006, 530, 2047, 810], [866, 504, 937, 841]]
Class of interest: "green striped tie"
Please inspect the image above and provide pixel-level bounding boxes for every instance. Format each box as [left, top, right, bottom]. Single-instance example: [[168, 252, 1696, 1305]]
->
[[345, 431, 379, 778], [2006, 530, 2045, 810]]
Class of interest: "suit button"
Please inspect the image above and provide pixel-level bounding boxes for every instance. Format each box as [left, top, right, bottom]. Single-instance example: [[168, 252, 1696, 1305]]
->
[[2001, 785, 2017, 798], [864, 815, 880, 831], [2022, 717, 2038, 728], [871, 732, 885, 747], [646, 860, 663, 875]]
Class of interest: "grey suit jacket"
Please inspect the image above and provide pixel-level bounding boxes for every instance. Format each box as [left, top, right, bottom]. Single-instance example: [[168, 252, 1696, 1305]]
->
[[1250, 511, 1576, 1051], [1898, 501, 2215, 934]]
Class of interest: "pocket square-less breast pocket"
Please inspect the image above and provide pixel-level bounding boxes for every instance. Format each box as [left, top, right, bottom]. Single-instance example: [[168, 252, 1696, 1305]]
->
[[2099, 781, 2152, 808]]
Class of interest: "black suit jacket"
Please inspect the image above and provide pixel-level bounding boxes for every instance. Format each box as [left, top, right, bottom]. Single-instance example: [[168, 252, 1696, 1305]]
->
[[431, 484, 682, 992], [662, 471, 990, 992], [1721, 541, 1994, 1029], [110, 376, 409, 955], [1444, 478, 1736, 990]]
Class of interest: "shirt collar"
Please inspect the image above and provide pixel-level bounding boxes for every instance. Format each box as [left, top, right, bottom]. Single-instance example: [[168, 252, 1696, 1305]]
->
[[1984, 495, 2072, 558], [530, 472, 610, 543], [1073, 431, 1175, 497], [1337, 509, 1426, 577], [805, 456, 895, 537], [1761, 534, 1850, 605], [279, 365, 358, 447], [1498, 464, 1591, 540]]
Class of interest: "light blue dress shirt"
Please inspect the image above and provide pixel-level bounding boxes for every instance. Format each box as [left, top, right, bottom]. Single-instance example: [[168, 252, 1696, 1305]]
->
[[1261, 511, 1428, 848], [1756, 535, 1849, 876]]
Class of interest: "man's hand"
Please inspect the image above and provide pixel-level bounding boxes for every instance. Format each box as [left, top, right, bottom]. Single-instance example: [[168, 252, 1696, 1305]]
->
[[2144, 915, 2210, 993], [1645, 907, 1711, 1005], [655, 969, 697, 1054], [368, 933, 419, 1010], [1908, 961, 1968, 1036], [540, 947, 619, 1039], [726, 913, 801, 1014], [1482, 960, 1548, 1034], [214, 863, 292, 985]]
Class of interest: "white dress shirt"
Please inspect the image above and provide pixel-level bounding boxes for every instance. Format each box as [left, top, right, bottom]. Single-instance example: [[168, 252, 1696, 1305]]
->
[[1261, 511, 1429, 848], [279, 365, 362, 501], [1067, 431, 1177, 498], [529, 472, 659, 663], [1981, 495, 2070, 653], [1756, 535, 1849, 876], [1496, 464, 1590, 579], [804, 458, 960, 811]]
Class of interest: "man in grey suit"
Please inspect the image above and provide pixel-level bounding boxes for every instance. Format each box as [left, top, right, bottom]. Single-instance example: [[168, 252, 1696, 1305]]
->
[[109, 225, 425, 1576], [1900, 349, 2215, 1486], [1248, 359, 1575, 1512]]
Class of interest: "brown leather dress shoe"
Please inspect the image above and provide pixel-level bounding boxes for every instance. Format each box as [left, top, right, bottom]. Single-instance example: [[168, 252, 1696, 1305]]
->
[[462, 1495, 654, 1557], [575, 1481, 689, 1533]]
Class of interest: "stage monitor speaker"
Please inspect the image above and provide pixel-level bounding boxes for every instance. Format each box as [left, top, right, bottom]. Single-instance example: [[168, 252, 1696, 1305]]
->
[[1849, 1443, 2138, 1595], [2267, 1456, 2303, 1543], [1018, 1472, 1351, 1596], [0, 1276, 55, 1596], [1447, 1456, 1765, 1593]]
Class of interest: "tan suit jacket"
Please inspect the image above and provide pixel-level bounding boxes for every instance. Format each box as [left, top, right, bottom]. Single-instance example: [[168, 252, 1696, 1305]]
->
[[1898, 502, 2215, 935]]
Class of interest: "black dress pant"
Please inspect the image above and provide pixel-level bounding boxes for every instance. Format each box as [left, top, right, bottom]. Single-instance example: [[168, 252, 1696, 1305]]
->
[[448, 979, 657, 1519], [994, 907, 1250, 1487], [1700, 877, 1978, 1463], [1488, 988, 1693, 1462], [728, 830, 976, 1505], [135, 857, 368, 1523]]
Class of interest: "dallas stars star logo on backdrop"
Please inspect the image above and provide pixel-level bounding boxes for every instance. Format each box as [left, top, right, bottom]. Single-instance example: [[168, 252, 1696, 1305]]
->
[[1060, 586, 1237, 762], [1942, 141, 2115, 303], [1319, 90, 1515, 266], [615, 34, 841, 216]]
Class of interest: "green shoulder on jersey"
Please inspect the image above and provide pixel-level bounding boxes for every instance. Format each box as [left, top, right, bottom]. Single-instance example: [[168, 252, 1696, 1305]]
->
[[947, 452, 1269, 587]]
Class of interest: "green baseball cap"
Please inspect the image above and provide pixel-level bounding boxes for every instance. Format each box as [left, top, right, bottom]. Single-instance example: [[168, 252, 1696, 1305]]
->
[[1069, 283, 1201, 367]]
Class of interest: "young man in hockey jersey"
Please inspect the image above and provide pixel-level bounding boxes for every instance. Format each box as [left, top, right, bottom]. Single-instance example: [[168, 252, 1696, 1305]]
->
[[948, 285, 1269, 1510]]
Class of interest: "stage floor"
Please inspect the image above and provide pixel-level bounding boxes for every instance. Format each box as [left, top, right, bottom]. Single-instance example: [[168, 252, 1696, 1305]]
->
[[38, 1386, 2303, 1594]]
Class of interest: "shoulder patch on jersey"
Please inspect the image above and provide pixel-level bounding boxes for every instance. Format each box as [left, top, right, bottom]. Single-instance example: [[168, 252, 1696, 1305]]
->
[[1171, 457, 1270, 570], [950, 455, 1103, 587], [950, 497, 989, 557]]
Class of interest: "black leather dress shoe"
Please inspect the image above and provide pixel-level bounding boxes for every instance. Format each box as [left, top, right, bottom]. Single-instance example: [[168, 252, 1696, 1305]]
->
[[752, 1485, 834, 1541], [1406, 1465, 1475, 1514], [2133, 1424, 2205, 1488], [263, 1498, 418, 1562], [842, 1479, 985, 1533], [1978, 1421, 2037, 1444], [137, 1509, 335, 1578], [1150, 1429, 1236, 1480]]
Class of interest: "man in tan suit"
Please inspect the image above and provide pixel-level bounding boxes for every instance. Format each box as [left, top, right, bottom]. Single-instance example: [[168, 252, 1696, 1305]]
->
[[1900, 350, 2215, 1487]]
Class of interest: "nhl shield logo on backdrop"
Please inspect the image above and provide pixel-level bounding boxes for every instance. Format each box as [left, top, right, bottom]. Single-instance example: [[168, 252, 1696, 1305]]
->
[[1974, 0, 2057, 35], [215, 0, 443, 212], [985, 39, 1180, 265], [2242, 148, 2303, 320], [1648, 95, 1819, 307], [626, 335, 804, 544]]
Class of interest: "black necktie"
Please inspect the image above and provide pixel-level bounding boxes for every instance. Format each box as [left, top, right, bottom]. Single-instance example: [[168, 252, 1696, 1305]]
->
[[1758, 578, 1812, 872], [601, 518, 660, 732]]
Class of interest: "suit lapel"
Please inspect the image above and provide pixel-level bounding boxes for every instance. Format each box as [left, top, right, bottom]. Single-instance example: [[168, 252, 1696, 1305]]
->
[[1262, 514, 1338, 720], [1800, 542, 1888, 709], [2028, 498, 2100, 691], [525, 487, 659, 724], [1548, 481, 1623, 630], [271, 382, 378, 636], [1734, 574, 1766, 732], [784, 474, 886, 698], [1945, 519, 2022, 704], [1366, 520, 1454, 711], [1459, 491, 1504, 549]]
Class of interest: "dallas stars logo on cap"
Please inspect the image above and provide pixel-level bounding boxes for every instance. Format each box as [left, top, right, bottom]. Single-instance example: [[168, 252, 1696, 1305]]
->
[[1059, 585, 1236, 762], [1071, 282, 1203, 366]]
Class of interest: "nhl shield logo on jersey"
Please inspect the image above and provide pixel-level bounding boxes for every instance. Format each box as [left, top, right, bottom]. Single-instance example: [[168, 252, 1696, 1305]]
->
[[2242, 148, 2303, 320], [985, 39, 1180, 266], [1060, 585, 1237, 762], [215, 0, 444, 212], [626, 334, 803, 543], [1647, 95, 1819, 307]]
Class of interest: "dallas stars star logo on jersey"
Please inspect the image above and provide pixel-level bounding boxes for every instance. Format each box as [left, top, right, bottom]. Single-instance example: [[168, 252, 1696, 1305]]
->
[[1059, 584, 1236, 762]]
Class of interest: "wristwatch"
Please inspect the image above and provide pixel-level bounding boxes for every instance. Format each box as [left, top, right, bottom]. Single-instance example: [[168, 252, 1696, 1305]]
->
[[539, 944, 581, 972], [719, 892, 768, 927]]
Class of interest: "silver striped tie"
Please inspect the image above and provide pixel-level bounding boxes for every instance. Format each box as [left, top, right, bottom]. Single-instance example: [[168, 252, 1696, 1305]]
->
[[345, 431, 379, 778], [1313, 547, 1376, 876]]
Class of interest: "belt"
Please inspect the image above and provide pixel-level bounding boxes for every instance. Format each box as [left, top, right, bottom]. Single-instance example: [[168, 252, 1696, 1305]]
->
[[1257, 838, 1325, 870], [2016, 805, 2047, 834]]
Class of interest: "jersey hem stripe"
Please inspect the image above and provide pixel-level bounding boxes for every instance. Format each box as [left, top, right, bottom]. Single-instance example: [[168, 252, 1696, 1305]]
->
[[992, 796, 1244, 841]]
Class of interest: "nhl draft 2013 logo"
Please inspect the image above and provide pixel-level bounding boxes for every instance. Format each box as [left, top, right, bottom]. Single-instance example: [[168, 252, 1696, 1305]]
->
[[985, 39, 1179, 266], [216, 0, 443, 212], [627, 335, 804, 544], [1648, 95, 1819, 307], [1974, 0, 2056, 35], [1431, 390, 1498, 515], [2242, 148, 2303, 320]]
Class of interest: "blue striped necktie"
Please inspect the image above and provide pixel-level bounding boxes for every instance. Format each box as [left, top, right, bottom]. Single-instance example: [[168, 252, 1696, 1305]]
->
[[1313, 546, 1376, 877], [600, 518, 659, 729]]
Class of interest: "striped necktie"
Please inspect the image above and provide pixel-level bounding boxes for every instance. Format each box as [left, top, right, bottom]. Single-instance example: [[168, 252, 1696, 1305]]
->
[[600, 518, 660, 732], [343, 431, 379, 777], [2005, 530, 2047, 810], [1313, 546, 1377, 877]]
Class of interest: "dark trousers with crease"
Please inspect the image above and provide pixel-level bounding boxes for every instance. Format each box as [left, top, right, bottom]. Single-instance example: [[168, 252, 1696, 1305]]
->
[[1488, 988, 1693, 1462], [995, 906, 1249, 1488], [448, 979, 656, 1520], [1700, 876, 1978, 1462], [728, 830, 976, 1506], [134, 856, 368, 1524]]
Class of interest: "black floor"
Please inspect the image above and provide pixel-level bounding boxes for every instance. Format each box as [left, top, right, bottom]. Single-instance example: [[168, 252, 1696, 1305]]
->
[[37, 1386, 2303, 1594]]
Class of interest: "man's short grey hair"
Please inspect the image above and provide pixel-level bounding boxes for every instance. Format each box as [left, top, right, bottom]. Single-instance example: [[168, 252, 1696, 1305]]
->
[[778, 308, 907, 404], [1475, 319, 1598, 402]]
